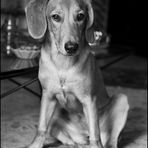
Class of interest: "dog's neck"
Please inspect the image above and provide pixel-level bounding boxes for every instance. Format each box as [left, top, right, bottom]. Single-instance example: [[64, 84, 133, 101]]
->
[[43, 34, 90, 71]]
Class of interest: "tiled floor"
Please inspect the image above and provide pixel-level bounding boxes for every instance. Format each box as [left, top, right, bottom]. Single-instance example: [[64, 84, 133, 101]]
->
[[1, 52, 147, 148]]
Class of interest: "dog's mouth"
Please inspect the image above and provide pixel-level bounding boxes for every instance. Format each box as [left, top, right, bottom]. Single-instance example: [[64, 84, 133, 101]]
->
[[57, 50, 78, 57], [62, 51, 79, 57], [66, 53, 77, 56]]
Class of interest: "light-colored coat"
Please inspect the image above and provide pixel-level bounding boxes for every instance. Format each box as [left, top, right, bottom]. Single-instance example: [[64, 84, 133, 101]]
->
[[25, 0, 129, 148]]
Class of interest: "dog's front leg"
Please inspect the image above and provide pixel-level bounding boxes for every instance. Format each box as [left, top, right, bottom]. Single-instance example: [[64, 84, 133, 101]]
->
[[80, 96, 103, 148], [28, 90, 56, 148]]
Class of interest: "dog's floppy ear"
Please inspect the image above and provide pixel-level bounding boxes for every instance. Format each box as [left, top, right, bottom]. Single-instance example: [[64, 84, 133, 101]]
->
[[85, 0, 95, 43], [25, 0, 48, 39]]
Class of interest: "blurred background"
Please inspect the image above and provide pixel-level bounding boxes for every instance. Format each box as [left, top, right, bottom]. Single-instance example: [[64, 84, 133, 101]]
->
[[1, 1, 147, 148], [1, 0, 147, 56]]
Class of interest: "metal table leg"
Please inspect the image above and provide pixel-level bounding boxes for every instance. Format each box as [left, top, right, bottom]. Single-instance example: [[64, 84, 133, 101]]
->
[[9, 78, 41, 97], [1, 77, 39, 99]]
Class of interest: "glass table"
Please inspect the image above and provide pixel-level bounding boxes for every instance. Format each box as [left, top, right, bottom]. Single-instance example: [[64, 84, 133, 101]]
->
[[1, 44, 132, 99], [1, 52, 40, 98]]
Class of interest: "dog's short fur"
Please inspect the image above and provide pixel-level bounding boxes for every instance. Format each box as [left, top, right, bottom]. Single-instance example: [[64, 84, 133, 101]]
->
[[25, 0, 129, 147]]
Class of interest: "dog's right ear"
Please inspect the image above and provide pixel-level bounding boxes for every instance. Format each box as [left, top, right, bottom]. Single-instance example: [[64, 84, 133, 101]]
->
[[25, 0, 48, 39], [85, 0, 95, 44]]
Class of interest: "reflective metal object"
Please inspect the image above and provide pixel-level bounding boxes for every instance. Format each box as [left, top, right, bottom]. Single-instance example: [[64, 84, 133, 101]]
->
[[89, 31, 109, 46], [2, 15, 17, 55]]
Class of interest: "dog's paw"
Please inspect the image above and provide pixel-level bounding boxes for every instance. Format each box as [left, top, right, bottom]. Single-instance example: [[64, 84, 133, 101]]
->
[[90, 145, 102, 148], [27, 141, 44, 148], [27, 145, 38, 148], [74, 144, 88, 148], [27, 145, 41, 148], [90, 145, 100, 148], [74, 144, 101, 148]]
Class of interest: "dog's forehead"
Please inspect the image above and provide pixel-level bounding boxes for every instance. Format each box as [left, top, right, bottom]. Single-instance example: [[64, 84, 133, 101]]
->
[[47, 0, 87, 12], [59, 0, 86, 8]]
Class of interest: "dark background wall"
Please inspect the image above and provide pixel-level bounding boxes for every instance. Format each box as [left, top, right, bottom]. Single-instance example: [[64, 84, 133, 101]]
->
[[107, 0, 147, 55]]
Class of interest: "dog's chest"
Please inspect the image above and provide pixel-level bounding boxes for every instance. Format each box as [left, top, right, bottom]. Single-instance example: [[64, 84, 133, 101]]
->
[[56, 75, 73, 105], [55, 72, 81, 109]]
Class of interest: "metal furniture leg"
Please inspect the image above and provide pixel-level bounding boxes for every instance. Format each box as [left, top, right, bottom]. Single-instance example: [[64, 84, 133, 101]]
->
[[1, 77, 39, 99], [9, 78, 41, 97]]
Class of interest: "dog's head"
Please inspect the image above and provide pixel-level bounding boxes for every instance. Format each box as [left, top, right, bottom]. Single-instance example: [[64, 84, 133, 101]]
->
[[25, 0, 94, 56]]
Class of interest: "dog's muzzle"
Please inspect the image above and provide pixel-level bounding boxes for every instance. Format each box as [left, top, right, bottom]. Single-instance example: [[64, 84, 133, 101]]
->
[[64, 41, 79, 55]]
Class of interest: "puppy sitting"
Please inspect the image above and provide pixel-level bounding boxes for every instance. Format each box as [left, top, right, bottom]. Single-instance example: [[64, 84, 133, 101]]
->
[[25, 0, 129, 147]]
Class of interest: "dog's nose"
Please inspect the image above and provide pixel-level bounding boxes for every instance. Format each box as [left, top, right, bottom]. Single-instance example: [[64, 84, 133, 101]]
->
[[65, 41, 79, 55]]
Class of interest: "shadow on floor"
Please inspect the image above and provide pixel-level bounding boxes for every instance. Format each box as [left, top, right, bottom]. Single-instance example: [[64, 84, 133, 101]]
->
[[118, 107, 147, 147]]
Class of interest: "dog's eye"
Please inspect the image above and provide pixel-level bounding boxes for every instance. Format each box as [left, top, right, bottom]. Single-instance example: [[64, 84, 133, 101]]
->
[[51, 14, 61, 22], [76, 13, 85, 22]]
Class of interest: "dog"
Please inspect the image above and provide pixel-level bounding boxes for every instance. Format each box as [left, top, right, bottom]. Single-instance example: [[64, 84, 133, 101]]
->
[[25, 0, 129, 147]]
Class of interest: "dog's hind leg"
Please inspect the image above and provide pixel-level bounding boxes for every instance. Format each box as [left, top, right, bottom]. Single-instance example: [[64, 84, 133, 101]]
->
[[54, 122, 88, 146], [51, 114, 89, 146], [100, 94, 129, 148], [50, 119, 75, 145], [56, 130, 75, 145]]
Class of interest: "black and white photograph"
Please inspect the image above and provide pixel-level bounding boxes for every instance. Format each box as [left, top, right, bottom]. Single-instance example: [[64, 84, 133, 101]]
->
[[1, 0, 147, 148]]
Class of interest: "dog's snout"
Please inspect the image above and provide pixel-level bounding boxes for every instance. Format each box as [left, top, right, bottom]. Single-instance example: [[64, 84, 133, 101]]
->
[[65, 41, 79, 55]]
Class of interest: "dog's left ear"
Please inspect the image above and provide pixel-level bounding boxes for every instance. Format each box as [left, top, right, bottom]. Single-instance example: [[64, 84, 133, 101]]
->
[[85, 0, 95, 43], [25, 0, 48, 39]]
